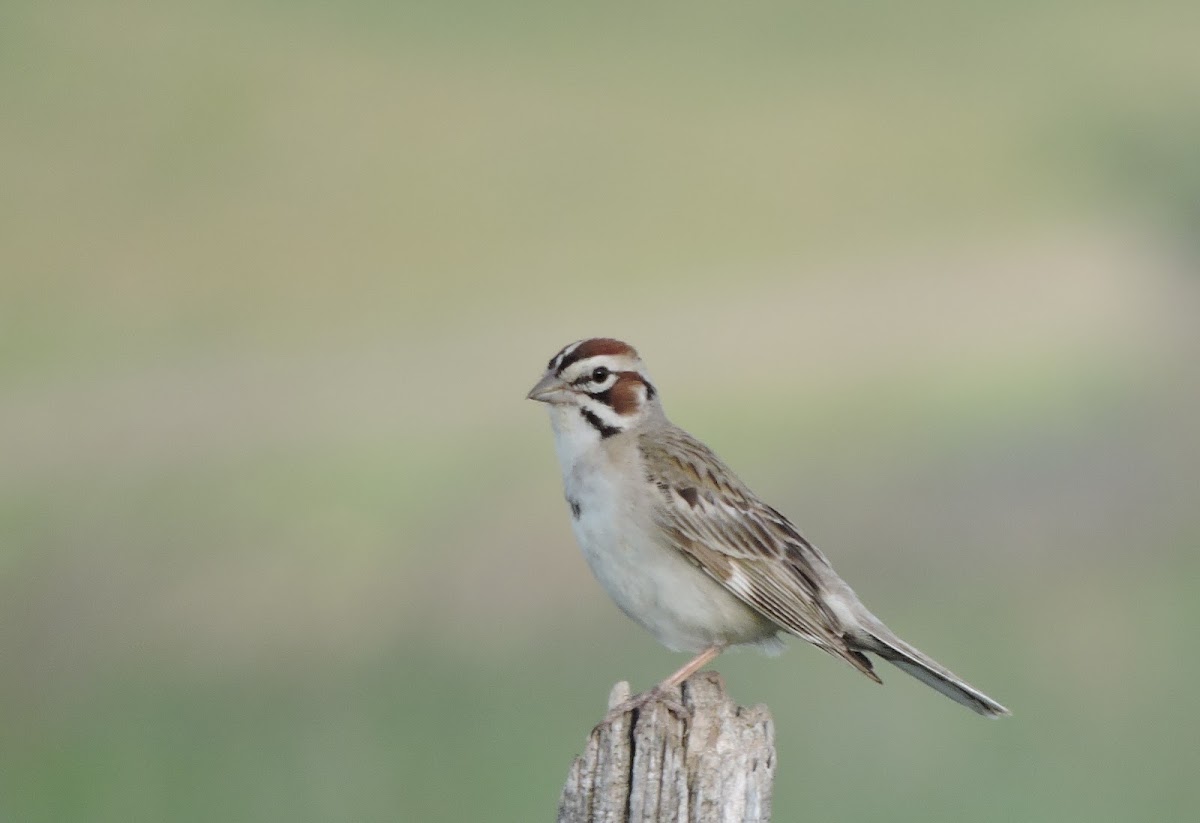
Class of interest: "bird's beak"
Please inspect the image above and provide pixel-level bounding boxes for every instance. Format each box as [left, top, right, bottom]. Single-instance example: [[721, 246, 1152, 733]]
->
[[526, 372, 570, 404]]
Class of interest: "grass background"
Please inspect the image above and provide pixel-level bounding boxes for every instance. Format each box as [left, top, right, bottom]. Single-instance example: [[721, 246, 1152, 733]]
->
[[2, 1, 1199, 820]]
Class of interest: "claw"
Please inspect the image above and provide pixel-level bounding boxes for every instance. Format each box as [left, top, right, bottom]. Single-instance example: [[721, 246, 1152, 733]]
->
[[593, 686, 691, 732]]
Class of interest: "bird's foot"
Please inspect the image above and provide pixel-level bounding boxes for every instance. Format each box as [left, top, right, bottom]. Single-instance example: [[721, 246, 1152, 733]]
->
[[595, 685, 690, 731]]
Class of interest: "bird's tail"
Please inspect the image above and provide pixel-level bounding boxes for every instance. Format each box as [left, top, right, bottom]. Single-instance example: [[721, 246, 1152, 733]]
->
[[864, 627, 1011, 718]]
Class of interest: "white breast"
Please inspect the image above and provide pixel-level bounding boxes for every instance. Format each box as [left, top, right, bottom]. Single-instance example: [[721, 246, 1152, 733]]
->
[[545, 406, 780, 654]]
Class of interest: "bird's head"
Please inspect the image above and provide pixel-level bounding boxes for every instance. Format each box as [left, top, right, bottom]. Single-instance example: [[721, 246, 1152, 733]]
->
[[527, 338, 660, 438]]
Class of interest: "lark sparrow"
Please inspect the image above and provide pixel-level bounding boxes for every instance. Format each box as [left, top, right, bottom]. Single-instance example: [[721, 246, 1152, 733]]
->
[[527, 338, 1010, 718]]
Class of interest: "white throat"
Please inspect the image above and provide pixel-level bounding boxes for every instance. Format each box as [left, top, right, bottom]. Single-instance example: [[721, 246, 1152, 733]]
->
[[546, 404, 611, 471]]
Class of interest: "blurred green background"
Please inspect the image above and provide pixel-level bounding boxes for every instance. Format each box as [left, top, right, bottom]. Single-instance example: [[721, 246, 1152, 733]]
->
[[3, 1, 1199, 821]]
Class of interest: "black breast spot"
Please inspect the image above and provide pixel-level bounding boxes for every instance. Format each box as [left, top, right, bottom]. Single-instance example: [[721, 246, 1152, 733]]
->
[[568, 497, 582, 519]]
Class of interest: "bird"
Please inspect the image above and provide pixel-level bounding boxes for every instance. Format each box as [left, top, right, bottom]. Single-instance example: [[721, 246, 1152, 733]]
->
[[527, 337, 1010, 718]]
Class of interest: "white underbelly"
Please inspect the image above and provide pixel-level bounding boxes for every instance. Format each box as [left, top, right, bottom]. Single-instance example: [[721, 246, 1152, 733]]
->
[[547, 405, 779, 654], [567, 473, 777, 653]]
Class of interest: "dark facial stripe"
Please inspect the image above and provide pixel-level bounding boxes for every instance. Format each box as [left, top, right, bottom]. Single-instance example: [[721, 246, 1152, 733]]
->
[[589, 371, 650, 416], [579, 408, 621, 438]]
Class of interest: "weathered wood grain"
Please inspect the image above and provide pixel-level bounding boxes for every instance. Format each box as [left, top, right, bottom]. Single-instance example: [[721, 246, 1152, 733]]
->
[[558, 672, 775, 823]]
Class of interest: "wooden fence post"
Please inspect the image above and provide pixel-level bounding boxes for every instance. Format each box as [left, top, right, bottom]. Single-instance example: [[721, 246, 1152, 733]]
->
[[558, 671, 776, 823]]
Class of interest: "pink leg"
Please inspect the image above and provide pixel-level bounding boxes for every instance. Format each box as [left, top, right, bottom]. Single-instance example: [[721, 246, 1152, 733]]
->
[[598, 645, 727, 728], [655, 644, 724, 690]]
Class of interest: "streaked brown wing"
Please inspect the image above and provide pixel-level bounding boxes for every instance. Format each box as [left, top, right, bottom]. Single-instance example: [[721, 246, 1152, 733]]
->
[[639, 428, 881, 682]]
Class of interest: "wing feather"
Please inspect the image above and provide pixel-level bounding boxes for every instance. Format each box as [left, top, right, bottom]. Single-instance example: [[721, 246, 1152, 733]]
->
[[640, 427, 881, 683]]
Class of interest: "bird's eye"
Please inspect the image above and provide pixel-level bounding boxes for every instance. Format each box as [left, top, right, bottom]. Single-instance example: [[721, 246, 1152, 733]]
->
[[591, 367, 610, 382]]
